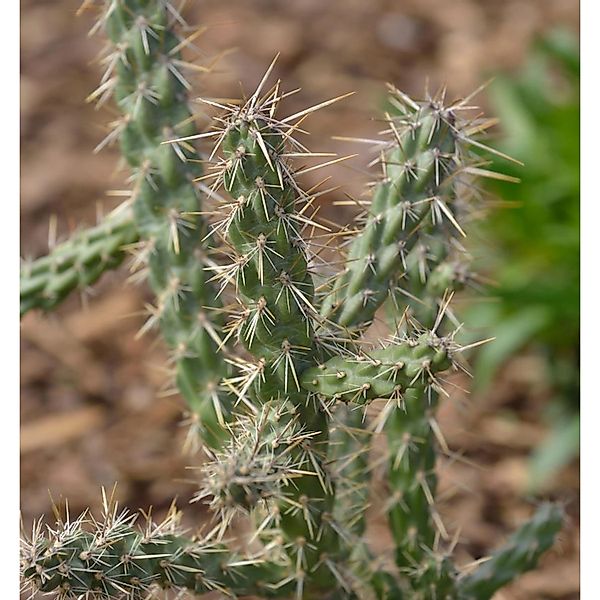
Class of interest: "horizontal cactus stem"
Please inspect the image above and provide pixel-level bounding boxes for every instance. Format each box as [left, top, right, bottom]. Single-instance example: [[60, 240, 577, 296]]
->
[[20, 513, 290, 598], [301, 335, 452, 403], [20, 211, 138, 316]]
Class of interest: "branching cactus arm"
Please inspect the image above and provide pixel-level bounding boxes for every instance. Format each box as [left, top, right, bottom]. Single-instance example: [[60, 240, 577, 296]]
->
[[95, 0, 231, 449], [20, 497, 292, 599], [20, 207, 138, 316], [317, 86, 499, 557], [458, 503, 564, 599]]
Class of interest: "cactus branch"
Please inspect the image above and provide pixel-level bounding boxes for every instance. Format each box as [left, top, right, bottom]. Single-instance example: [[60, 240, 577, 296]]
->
[[459, 504, 564, 599], [321, 84, 496, 335], [20, 497, 291, 599], [301, 331, 454, 403], [94, 0, 231, 448], [20, 206, 138, 316]]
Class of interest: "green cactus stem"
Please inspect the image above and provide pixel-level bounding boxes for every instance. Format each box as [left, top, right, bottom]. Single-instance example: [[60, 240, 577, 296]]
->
[[301, 332, 453, 403], [459, 503, 564, 599], [20, 500, 291, 599], [20, 207, 138, 316], [94, 0, 231, 448], [316, 86, 496, 570], [199, 76, 368, 595], [328, 404, 371, 538], [320, 84, 509, 338]]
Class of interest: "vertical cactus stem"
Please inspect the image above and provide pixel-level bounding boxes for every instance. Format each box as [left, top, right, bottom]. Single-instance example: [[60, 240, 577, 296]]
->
[[194, 72, 359, 593], [87, 0, 231, 449], [320, 84, 502, 337], [328, 404, 371, 538], [315, 87, 482, 577], [317, 86, 508, 596]]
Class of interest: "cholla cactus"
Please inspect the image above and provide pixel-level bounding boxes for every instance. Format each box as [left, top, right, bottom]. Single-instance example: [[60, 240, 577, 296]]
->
[[20, 204, 137, 315], [20, 1, 563, 599]]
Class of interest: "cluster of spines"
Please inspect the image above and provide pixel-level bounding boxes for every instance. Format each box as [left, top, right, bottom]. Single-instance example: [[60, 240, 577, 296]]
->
[[193, 80, 358, 596], [20, 206, 138, 316], [90, 0, 232, 449], [20, 492, 290, 599], [196, 404, 319, 525]]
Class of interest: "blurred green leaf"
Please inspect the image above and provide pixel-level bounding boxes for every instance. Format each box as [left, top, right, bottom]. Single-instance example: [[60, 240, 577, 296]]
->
[[463, 29, 580, 482], [470, 307, 550, 392], [528, 415, 580, 491], [467, 27, 579, 387]]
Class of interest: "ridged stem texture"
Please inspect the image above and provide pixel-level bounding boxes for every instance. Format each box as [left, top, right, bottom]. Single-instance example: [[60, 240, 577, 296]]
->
[[206, 89, 346, 595], [317, 87, 481, 557], [459, 503, 563, 599], [321, 86, 469, 334], [101, 0, 229, 448], [20, 207, 137, 316], [20, 501, 290, 599]]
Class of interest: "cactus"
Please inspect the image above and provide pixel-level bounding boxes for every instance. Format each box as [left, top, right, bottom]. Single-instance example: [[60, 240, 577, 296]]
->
[[20, 2, 564, 599], [20, 491, 290, 599], [20, 206, 138, 316], [459, 503, 564, 599], [91, 0, 234, 449]]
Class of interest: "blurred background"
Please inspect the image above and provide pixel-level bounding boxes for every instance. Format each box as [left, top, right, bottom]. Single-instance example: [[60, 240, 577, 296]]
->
[[21, 0, 579, 598]]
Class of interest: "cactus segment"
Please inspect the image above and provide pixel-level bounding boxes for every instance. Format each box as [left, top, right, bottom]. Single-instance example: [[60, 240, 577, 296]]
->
[[459, 504, 564, 599], [20, 502, 290, 599], [211, 104, 318, 405], [316, 86, 488, 578], [321, 86, 467, 333], [199, 80, 375, 595], [20, 209, 138, 316], [197, 403, 320, 518], [329, 404, 371, 538], [96, 0, 230, 448], [301, 333, 453, 403]]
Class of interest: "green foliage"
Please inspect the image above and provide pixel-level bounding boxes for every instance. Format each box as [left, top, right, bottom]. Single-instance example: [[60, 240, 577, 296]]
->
[[19, 2, 564, 599], [465, 29, 580, 488]]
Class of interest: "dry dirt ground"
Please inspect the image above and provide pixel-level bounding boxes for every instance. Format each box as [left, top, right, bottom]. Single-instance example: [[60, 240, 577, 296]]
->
[[21, 1, 579, 598]]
